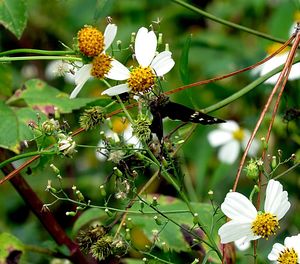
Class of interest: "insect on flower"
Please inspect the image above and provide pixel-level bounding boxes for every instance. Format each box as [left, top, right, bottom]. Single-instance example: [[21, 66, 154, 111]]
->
[[149, 95, 225, 142]]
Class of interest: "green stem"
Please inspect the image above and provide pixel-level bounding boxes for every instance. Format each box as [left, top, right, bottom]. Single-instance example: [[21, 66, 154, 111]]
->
[[115, 95, 221, 259], [203, 57, 300, 113], [171, 0, 288, 44], [0, 150, 56, 169], [0, 56, 81, 62], [0, 49, 75, 56]]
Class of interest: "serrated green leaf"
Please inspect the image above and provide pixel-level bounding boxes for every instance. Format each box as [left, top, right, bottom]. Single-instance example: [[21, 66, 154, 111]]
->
[[179, 34, 192, 85], [0, 0, 28, 39], [0, 100, 19, 153], [72, 208, 107, 237], [0, 232, 24, 262], [14, 79, 104, 114]]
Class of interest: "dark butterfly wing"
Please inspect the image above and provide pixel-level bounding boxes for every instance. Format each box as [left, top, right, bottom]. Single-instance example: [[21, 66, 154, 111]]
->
[[149, 95, 225, 142], [162, 101, 225, 124], [150, 110, 164, 143]]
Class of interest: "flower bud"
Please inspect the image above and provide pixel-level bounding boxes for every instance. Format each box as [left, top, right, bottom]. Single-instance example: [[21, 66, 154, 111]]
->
[[154, 215, 162, 225], [193, 213, 199, 225], [245, 159, 260, 181], [99, 185, 106, 197], [66, 211, 76, 216], [271, 156, 277, 170], [152, 196, 158, 206]]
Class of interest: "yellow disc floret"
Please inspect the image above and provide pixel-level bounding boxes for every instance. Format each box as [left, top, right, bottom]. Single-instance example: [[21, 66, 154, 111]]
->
[[232, 128, 245, 142], [128, 66, 156, 93], [266, 43, 289, 56], [91, 53, 112, 79], [78, 25, 104, 57], [251, 212, 279, 239], [277, 248, 298, 264]]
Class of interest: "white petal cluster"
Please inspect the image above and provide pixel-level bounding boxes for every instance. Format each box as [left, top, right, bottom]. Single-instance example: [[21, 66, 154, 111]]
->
[[218, 180, 290, 244]]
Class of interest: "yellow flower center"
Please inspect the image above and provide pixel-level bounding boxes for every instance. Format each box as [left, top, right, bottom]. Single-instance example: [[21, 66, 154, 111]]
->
[[278, 248, 298, 264], [266, 43, 289, 56], [232, 128, 245, 141], [77, 25, 104, 57], [293, 11, 300, 22], [112, 118, 129, 134], [251, 212, 279, 239], [91, 53, 112, 79], [127, 66, 156, 93]]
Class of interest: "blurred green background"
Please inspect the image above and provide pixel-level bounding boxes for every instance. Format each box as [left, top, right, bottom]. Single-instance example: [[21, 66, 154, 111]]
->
[[0, 0, 299, 263]]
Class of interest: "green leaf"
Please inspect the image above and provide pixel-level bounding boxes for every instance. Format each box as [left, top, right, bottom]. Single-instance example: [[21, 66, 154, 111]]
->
[[0, 100, 19, 153], [0, 64, 13, 97], [12, 79, 105, 115], [72, 208, 108, 237], [128, 195, 223, 262], [179, 34, 192, 85], [94, 0, 115, 21], [0, 232, 24, 262], [0, 0, 28, 39]]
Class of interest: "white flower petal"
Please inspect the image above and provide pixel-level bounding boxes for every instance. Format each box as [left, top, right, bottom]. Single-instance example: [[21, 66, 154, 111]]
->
[[285, 234, 300, 256], [218, 140, 240, 164], [96, 140, 107, 161], [105, 59, 130, 81], [221, 192, 257, 221], [104, 24, 117, 51], [264, 180, 290, 219], [70, 64, 92, 98], [74, 64, 92, 85], [286, 62, 300, 80], [218, 220, 254, 244], [234, 237, 251, 251], [268, 242, 285, 261], [218, 120, 240, 132], [123, 125, 142, 149], [207, 129, 232, 147], [101, 83, 130, 96], [242, 131, 259, 156], [135, 27, 157, 67], [151, 51, 175, 76]]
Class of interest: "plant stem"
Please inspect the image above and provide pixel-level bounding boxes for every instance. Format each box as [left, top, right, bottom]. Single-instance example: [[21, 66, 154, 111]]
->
[[171, 0, 287, 44], [0, 150, 56, 169], [203, 57, 300, 113], [0, 49, 75, 56], [0, 56, 81, 62]]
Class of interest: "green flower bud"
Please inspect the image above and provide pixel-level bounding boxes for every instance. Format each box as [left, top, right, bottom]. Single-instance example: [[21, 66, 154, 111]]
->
[[245, 159, 260, 181], [66, 211, 76, 216], [79, 106, 106, 130], [154, 215, 162, 225], [271, 156, 277, 170]]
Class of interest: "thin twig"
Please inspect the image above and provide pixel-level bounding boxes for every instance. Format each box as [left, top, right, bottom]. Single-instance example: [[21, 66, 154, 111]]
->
[[233, 31, 299, 192]]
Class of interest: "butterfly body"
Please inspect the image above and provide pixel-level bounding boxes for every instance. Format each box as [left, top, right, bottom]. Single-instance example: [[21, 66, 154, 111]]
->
[[149, 95, 225, 142]]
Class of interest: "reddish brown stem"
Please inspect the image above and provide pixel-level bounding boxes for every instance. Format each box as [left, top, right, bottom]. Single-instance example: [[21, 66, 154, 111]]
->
[[0, 150, 96, 264], [233, 31, 299, 192]]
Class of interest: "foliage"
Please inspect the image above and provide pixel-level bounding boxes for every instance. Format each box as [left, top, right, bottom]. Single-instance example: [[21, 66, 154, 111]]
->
[[0, 1, 299, 264]]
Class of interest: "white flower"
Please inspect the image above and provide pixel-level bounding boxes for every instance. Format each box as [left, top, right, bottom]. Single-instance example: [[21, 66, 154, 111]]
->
[[101, 27, 175, 96], [96, 120, 141, 162], [45, 60, 79, 83], [268, 234, 300, 263], [253, 51, 300, 85], [70, 24, 120, 98], [252, 23, 300, 85], [207, 120, 259, 164], [218, 179, 290, 244], [234, 238, 250, 251]]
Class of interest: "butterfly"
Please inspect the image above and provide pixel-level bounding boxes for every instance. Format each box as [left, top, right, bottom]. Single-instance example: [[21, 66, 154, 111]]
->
[[149, 95, 225, 142]]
